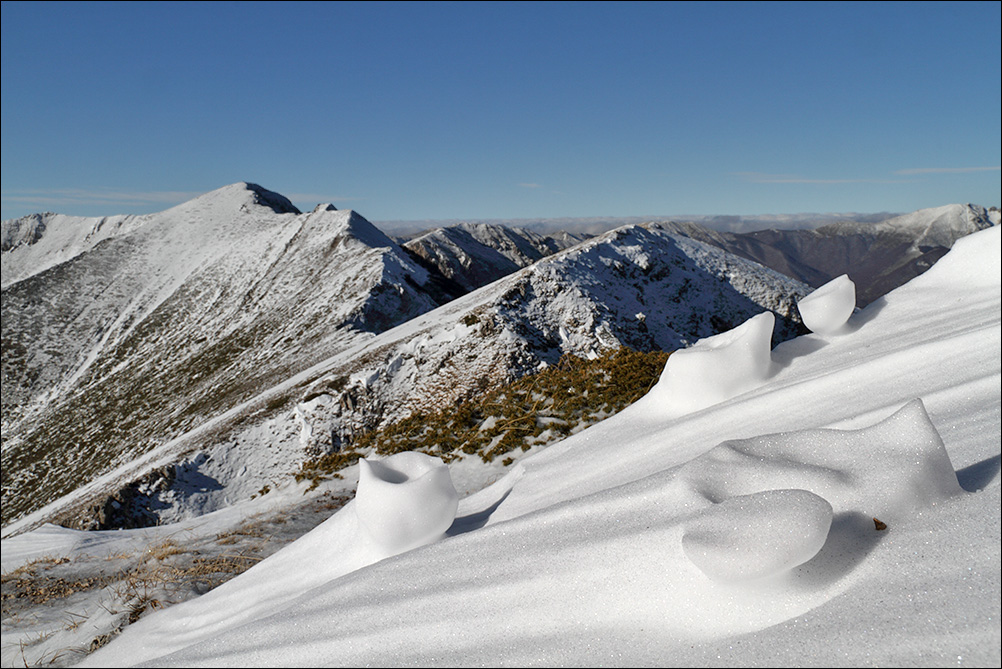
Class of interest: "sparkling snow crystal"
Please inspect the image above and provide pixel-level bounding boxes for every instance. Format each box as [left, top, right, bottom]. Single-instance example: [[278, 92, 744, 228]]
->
[[797, 274, 856, 335]]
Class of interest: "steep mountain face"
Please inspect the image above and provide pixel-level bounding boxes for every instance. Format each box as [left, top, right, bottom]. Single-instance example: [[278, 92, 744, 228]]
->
[[402, 222, 587, 292], [673, 204, 996, 306], [1, 184, 447, 526], [313, 224, 809, 439], [18, 222, 811, 532]]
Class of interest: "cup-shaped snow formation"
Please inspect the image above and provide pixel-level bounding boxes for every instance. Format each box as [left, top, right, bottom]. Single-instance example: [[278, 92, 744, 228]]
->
[[355, 452, 459, 556], [797, 274, 856, 336], [650, 311, 776, 417], [682, 488, 834, 582]]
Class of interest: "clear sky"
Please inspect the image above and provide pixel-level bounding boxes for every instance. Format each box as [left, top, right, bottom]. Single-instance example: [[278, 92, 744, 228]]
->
[[2, 1, 999, 222]]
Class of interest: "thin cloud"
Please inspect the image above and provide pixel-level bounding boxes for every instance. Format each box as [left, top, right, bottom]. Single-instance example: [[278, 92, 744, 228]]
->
[[734, 172, 911, 184], [1, 187, 203, 210], [894, 166, 1001, 175]]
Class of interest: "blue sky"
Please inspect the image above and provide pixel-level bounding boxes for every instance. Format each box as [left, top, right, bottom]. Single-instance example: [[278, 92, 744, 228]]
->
[[2, 1, 999, 222]]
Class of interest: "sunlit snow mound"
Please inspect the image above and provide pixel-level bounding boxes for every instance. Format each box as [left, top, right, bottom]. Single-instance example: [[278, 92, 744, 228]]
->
[[355, 452, 459, 556], [675, 398, 960, 582], [647, 311, 776, 417], [682, 488, 833, 581], [797, 274, 856, 335]]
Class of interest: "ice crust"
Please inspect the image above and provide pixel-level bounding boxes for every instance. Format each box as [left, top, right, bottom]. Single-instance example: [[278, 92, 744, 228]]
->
[[682, 488, 834, 581], [798, 274, 856, 335], [354, 451, 459, 556], [648, 311, 776, 416]]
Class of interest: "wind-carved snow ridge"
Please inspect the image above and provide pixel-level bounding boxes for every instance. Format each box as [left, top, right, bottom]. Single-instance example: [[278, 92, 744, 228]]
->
[[355, 452, 459, 557], [647, 311, 777, 417], [798, 274, 856, 336], [676, 398, 961, 582]]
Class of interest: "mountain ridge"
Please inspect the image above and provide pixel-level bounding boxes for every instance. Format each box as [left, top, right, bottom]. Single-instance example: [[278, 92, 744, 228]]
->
[[2, 188, 812, 532], [2, 184, 994, 533], [1, 187, 450, 526]]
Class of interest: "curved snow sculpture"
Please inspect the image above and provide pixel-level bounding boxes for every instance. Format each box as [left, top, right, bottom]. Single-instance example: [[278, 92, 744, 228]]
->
[[682, 488, 833, 582], [355, 452, 459, 556], [677, 398, 960, 581], [797, 274, 856, 335], [649, 311, 776, 417]]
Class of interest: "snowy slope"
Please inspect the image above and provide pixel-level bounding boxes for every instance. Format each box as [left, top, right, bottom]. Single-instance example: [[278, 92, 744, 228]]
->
[[68, 221, 1000, 668], [1, 213, 152, 290]]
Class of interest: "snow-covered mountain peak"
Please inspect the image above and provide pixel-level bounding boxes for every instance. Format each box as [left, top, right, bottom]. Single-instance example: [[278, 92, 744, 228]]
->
[[402, 222, 588, 292], [821, 203, 993, 247], [176, 181, 301, 216], [299, 205, 400, 248], [337, 209, 402, 250], [0, 212, 52, 251]]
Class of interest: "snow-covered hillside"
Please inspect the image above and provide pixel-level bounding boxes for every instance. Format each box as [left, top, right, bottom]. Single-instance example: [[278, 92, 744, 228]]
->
[[1, 184, 447, 527], [2, 217, 811, 534], [4, 216, 996, 668]]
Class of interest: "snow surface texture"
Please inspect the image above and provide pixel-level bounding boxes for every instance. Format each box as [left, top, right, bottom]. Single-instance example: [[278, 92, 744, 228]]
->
[[67, 224, 1000, 667], [797, 274, 856, 335]]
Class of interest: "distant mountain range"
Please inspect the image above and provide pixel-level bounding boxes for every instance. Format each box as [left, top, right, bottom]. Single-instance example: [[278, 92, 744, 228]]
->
[[1, 183, 995, 532], [402, 222, 588, 292], [653, 204, 997, 306], [374, 211, 904, 238]]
